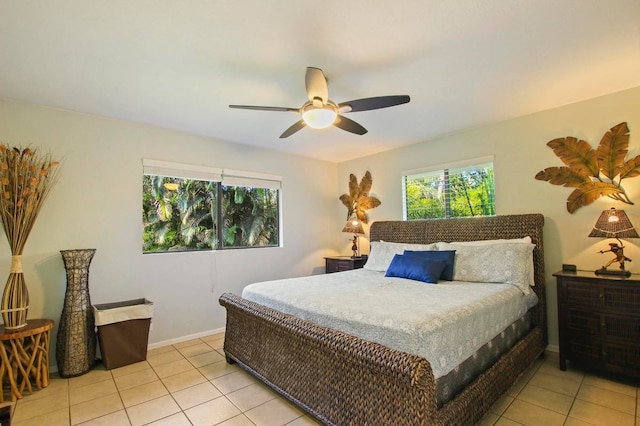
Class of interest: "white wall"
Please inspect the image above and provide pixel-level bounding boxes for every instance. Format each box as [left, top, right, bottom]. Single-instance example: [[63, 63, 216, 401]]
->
[[3, 86, 639, 359], [337, 86, 640, 348], [0, 99, 340, 351]]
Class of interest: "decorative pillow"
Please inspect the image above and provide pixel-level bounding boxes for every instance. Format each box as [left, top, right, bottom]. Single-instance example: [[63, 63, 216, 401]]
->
[[364, 241, 437, 272], [436, 236, 532, 247], [438, 242, 534, 294], [437, 237, 535, 287], [403, 250, 456, 280], [385, 254, 447, 284]]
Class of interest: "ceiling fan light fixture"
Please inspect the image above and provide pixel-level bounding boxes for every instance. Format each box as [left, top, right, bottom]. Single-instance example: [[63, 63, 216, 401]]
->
[[231, 67, 410, 137], [302, 102, 338, 129]]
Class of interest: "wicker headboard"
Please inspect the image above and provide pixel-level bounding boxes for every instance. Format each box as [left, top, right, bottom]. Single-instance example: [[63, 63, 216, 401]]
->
[[370, 214, 546, 342]]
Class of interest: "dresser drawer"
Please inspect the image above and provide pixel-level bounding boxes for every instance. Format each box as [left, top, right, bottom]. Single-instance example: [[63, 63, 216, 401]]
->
[[567, 309, 640, 341], [324, 256, 367, 274], [327, 259, 353, 273], [567, 336, 640, 376], [564, 278, 640, 309]]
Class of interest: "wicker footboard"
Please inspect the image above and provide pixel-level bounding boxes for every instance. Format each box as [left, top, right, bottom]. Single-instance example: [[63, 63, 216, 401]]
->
[[219, 293, 545, 426], [220, 293, 439, 425]]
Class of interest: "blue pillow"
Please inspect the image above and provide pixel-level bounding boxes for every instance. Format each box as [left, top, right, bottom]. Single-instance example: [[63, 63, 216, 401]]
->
[[403, 250, 456, 280], [385, 254, 447, 284]]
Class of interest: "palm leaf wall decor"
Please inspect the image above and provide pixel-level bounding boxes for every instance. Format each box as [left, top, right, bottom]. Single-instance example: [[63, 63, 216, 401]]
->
[[339, 171, 381, 223], [535, 122, 640, 213]]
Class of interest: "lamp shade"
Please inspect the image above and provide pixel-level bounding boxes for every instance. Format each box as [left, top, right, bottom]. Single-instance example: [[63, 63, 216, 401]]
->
[[342, 218, 364, 235], [588, 208, 639, 239], [302, 107, 337, 129]]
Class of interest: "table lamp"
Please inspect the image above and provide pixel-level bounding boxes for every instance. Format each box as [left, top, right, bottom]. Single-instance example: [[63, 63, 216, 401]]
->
[[588, 208, 639, 277], [342, 217, 365, 258]]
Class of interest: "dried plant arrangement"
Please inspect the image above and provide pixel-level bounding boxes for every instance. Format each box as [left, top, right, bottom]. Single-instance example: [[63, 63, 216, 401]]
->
[[339, 171, 381, 224], [535, 122, 640, 213], [0, 145, 61, 329]]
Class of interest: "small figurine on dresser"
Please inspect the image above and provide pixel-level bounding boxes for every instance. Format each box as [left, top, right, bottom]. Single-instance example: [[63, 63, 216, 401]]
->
[[597, 242, 631, 274]]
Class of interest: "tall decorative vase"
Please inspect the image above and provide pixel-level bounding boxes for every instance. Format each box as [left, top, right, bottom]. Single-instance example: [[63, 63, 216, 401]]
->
[[57, 249, 97, 378], [0, 146, 61, 330], [1, 256, 29, 329]]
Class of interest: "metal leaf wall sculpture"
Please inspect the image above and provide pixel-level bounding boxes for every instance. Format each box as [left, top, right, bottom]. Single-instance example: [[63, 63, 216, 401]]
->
[[535, 122, 640, 213], [339, 171, 381, 223]]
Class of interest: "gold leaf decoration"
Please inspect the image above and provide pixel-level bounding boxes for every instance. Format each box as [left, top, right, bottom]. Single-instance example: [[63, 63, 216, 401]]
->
[[596, 122, 629, 179], [534, 167, 591, 187], [546, 137, 600, 176], [566, 182, 623, 213], [357, 195, 382, 210], [348, 174, 358, 201], [618, 155, 640, 180], [358, 172, 373, 196], [339, 171, 381, 223], [339, 194, 352, 211], [535, 122, 637, 213]]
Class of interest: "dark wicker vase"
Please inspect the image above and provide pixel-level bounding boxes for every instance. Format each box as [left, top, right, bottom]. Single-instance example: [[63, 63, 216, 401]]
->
[[57, 249, 97, 378]]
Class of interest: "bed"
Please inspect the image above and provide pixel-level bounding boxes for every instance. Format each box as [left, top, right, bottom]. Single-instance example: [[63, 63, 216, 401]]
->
[[219, 214, 546, 425]]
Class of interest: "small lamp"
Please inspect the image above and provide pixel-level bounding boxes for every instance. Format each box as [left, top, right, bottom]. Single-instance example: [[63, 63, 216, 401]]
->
[[588, 207, 639, 277], [342, 217, 365, 258]]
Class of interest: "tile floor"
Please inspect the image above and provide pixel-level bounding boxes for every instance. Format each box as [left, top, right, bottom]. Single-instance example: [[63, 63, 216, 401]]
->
[[3, 333, 639, 425]]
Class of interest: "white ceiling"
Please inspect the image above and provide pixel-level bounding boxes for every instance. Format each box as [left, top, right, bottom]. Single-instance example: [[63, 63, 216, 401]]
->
[[1, 1, 639, 162]]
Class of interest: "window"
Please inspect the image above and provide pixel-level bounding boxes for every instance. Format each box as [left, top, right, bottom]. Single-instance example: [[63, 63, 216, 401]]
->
[[403, 157, 495, 220], [142, 160, 281, 253]]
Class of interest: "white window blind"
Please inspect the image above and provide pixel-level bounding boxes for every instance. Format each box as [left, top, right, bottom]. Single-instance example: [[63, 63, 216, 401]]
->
[[222, 168, 282, 190], [142, 159, 222, 182], [142, 160, 282, 189]]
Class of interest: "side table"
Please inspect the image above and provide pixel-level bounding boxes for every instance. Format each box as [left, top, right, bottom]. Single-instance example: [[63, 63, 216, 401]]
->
[[554, 270, 640, 377], [0, 319, 54, 402], [324, 256, 367, 273]]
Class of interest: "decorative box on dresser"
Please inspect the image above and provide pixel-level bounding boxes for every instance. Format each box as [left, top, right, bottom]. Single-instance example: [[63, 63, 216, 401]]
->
[[324, 256, 367, 274], [554, 270, 640, 378]]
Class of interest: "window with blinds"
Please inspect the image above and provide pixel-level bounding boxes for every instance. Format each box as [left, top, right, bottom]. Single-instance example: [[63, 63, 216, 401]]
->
[[402, 157, 495, 220], [142, 159, 281, 253]]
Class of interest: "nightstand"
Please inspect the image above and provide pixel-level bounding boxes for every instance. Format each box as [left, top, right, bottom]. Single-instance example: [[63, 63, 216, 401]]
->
[[554, 270, 640, 378], [324, 256, 367, 274]]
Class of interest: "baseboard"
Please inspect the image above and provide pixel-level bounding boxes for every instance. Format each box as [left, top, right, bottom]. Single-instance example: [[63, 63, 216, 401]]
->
[[545, 344, 559, 353], [49, 327, 226, 373], [147, 327, 226, 350]]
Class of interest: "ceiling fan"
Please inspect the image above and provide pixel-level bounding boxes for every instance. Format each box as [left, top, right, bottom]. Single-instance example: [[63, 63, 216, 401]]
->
[[229, 67, 410, 138]]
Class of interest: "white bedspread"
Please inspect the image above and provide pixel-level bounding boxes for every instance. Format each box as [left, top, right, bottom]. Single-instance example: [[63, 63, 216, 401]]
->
[[242, 268, 538, 378]]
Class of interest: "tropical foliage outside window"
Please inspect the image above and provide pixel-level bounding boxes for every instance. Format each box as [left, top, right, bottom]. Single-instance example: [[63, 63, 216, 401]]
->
[[403, 160, 495, 220], [143, 173, 280, 253]]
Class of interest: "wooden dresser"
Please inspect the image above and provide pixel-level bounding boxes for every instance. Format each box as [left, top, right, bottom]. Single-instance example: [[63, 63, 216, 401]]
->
[[554, 270, 640, 378]]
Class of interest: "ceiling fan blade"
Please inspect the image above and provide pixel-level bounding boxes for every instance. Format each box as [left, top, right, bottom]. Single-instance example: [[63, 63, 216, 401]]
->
[[333, 115, 368, 135], [280, 120, 306, 138], [305, 67, 328, 105], [338, 95, 410, 113], [229, 105, 299, 112]]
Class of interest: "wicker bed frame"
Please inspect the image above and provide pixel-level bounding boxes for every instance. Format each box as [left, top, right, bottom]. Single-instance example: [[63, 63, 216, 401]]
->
[[219, 214, 546, 425]]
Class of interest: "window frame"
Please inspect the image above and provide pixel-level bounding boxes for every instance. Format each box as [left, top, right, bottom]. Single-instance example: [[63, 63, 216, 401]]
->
[[402, 156, 495, 220], [142, 159, 282, 254]]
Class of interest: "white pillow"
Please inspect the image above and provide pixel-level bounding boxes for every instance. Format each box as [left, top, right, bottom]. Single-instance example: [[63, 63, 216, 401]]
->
[[364, 241, 437, 272], [438, 242, 535, 294], [437, 236, 532, 247], [437, 237, 535, 287]]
